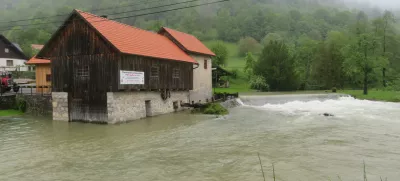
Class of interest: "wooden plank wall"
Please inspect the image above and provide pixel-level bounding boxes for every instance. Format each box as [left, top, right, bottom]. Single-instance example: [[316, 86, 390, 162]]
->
[[118, 55, 193, 91], [35, 64, 51, 93]]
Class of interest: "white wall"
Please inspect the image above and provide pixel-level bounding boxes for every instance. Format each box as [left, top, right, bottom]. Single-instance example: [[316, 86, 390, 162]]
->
[[107, 91, 190, 124], [190, 54, 213, 103], [0, 58, 29, 71]]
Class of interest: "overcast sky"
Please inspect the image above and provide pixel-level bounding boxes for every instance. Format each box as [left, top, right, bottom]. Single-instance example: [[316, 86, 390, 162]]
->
[[356, 0, 400, 8]]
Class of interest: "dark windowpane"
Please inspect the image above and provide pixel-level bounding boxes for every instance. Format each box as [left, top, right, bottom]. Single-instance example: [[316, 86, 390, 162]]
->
[[46, 74, 51, 82], [151, 66, 159, 77]]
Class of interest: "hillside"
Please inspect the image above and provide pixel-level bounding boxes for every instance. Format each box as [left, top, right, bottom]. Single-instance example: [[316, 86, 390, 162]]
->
[[1, 0, 400, 92]]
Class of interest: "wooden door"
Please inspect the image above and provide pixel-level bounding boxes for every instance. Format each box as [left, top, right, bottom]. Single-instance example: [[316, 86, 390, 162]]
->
[[68, 57, 107, 123]]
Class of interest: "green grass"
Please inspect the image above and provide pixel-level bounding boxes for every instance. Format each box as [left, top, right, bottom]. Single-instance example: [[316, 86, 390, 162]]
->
[[0, 110, 23, 117], [205, 40, 255, 93], [341, 90, 400, 102]]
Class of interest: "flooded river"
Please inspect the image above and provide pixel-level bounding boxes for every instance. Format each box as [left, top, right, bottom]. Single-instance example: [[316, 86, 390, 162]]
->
[[1, 95, 400, 180]]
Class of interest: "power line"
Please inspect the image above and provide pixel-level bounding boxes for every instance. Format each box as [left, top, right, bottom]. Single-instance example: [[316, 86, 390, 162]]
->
[[0, 0, 163, 24], [0, 0, 228, 32], [0, 0, 207, 29]]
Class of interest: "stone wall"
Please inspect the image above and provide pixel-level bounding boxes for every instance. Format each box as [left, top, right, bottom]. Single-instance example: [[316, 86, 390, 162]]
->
[[0, 95, 16, 110], [17, 95, 52, 116], [190, 54, 213, 103], [52, 92, 68, 121], [107, 91, 189, 124]]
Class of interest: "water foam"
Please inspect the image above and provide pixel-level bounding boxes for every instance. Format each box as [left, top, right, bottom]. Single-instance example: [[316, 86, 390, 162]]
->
[[242, 96, 400, 120]]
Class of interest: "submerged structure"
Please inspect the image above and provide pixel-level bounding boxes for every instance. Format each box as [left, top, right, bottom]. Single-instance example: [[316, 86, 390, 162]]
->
[[34, 9, 214, 123]]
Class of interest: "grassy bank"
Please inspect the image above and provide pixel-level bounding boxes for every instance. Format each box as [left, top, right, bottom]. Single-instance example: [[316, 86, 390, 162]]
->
[[341, 90, 400, 102], [0, 110, 23, 117]]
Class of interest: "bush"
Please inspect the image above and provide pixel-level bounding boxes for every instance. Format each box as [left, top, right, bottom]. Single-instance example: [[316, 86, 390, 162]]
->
[[332, 87, 337, 93], [203, 103, 229, 115], [14, 96, 26, 113], [230, 69, 238, 79], [249, 75, 269, 91]]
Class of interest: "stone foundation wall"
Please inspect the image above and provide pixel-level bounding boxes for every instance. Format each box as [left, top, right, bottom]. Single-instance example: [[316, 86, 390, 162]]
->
[[0, 95, 16, 110], [107, 91, 189, 124], [52, 92, 68, 121], [189, 87, 213, 104], [17, 95, 52, 116]]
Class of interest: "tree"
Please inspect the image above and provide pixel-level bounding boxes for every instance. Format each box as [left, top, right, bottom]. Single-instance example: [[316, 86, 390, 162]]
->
[[244, 52, 256, 78], [254, 40, 298, 91], [261, 33, 283, 45], [211, 42, 228, 67], [238, 37, 261, 56], [313, 31, 347, 89]]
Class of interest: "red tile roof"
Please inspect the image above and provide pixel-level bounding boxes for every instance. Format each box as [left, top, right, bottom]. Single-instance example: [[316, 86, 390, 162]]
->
[[26, 56, 50, 64], [160, 27, 215, 56], [31, 44, 44, 50], [75, 10, 197, 64]]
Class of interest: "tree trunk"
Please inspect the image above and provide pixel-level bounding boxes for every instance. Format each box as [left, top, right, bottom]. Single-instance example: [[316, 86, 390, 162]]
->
[[363, 66, 368, 95]]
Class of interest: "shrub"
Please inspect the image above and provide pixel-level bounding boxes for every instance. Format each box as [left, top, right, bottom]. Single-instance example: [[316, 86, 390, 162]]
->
[[332, 87, 337, 93], [230, 69, 238, 79], [14, 96, 27, 113], [249, 75, 269, 91], [203, 103, 229, 115]]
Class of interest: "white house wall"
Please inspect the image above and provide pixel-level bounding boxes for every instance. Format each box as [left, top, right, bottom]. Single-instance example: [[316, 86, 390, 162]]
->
[[190, 54, 213, 103], [0, 58, 29, 71]]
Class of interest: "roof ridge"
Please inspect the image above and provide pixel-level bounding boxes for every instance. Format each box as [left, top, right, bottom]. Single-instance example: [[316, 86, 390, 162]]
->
[[75, 9, 166, 37], [162, 27, 197, 38]]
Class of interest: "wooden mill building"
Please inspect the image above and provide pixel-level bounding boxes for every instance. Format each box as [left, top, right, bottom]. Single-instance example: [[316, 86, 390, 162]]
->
[[35, 9, 214, 123]]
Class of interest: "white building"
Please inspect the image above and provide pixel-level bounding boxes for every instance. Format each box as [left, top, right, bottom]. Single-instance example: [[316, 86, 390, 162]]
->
[[0, 35, 29, 72], [159, 27, 215, 103]]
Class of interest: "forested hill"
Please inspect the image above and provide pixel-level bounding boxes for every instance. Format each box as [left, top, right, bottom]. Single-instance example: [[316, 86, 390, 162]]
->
[[1, 0, 400, 91], [0, 0, 397, 52]]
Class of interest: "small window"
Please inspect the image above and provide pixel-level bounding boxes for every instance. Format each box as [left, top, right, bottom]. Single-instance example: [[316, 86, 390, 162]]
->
[[46, 74, 51, 82], [204, 59, 208, 69], [77, 66, 89, 77], [151, 66, 159, 77], [5, 48, 9, 53], [173, 68, 180, 78], [6, 60, 13, 66]]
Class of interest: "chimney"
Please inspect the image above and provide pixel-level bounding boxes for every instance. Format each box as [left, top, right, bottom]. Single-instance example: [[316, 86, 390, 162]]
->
[[100, 15, 108, 19]]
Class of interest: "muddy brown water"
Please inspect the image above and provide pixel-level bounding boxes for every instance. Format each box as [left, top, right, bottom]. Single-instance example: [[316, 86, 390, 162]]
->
[[1, 95, 400, 180]]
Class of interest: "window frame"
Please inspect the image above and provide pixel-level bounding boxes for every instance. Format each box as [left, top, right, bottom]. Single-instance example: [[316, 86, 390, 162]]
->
[[46, 74, 52, 82], [6, 60, 13, 66], [172, 68, 180, 78], [150, 66, 159, 78]]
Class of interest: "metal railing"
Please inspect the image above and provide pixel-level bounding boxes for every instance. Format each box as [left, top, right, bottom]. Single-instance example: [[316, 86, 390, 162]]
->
[[0, 85, 52, 97]]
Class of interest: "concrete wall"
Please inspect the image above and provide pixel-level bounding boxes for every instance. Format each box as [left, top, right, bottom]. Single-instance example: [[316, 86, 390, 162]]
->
[[107, 91, 189, 124], [0, 58, 29, 71], [52, 92, 69, 121], [190, 54, 212, 103]]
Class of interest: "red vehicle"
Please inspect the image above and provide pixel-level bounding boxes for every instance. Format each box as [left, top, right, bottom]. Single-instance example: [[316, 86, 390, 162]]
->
[[1, 71, 19, 94]]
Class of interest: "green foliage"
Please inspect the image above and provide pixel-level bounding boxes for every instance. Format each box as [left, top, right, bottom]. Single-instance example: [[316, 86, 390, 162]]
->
[[203, 103, 229, 115], [342, 90, 400, 102], [2, 0, 400, 93], [249, 75, 269, 91], [0, 110, 23, 117], [211, 42, 228, 67], [14, 96, 27, 113], [244, 52, 256, 77], [238, 37, 261, 56], [255, 41, 298, 91], [230, 69, 238, 79]]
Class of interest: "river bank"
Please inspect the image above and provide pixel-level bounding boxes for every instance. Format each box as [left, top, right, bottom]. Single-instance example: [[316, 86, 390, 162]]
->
[[341, 90, 400, 102], [0, 110, 23, 117]]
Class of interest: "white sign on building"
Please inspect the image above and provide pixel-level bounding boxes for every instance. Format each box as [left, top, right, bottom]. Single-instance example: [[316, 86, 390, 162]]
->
[[120, 70, 145, 85]]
